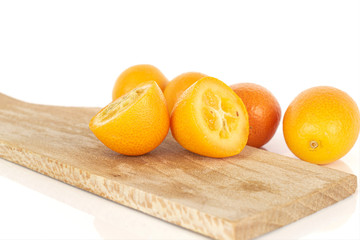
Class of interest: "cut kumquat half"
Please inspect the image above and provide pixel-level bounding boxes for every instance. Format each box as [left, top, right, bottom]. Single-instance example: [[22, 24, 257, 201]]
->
[[170, 76, 249, 158], [89, 81, 169, 156]]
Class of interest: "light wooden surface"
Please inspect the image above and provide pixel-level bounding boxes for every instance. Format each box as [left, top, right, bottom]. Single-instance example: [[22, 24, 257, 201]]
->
[[0, 93, 357, 240]]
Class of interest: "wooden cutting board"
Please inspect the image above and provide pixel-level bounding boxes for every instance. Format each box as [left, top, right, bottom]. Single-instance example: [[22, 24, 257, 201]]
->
[[0, 93, 357, 240]]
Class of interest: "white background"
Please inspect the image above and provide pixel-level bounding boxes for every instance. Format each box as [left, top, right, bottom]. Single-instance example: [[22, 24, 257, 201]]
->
[[0, 0, 359, 239]]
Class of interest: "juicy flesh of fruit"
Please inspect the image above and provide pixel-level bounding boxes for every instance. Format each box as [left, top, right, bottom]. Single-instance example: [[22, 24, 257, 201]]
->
[[201, 89, 239, 139], [94, 85, 148, 125]]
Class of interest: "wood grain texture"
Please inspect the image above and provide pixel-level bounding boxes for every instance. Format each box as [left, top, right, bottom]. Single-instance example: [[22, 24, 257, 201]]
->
[[0, 93, 357, 240]]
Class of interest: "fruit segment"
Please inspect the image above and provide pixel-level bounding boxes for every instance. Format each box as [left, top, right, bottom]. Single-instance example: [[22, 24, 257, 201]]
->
[[201, 90, 239, 139], [171, 77, 249, 158], [94, 86, 147, 125]]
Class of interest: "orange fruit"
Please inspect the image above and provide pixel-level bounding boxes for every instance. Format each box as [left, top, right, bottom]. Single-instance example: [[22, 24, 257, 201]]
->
[[170, 76, 249, 158], [112, 64, 168, 101], [164, 72, 207, 113], [283, 86, 360, 164], [230, 83, 281, 148], [90, 81, 169, 156]]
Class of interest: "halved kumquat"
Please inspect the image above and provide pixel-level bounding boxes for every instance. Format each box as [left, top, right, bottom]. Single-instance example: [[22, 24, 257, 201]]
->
[[170, 77, 249, 158], [90, 81, 169, 156]]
